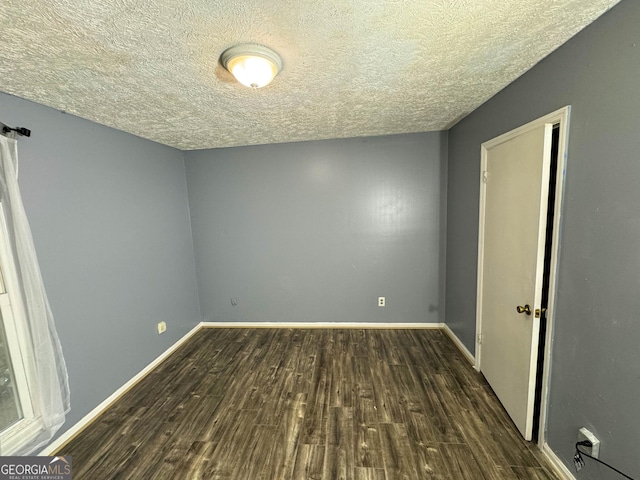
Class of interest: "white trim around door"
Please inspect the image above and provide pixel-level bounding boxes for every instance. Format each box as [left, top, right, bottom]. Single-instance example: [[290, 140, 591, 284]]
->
[[475, 106, 570, 447]]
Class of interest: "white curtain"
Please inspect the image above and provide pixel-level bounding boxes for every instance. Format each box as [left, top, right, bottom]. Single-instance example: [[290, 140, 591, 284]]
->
[[0, 133, 70, 455]]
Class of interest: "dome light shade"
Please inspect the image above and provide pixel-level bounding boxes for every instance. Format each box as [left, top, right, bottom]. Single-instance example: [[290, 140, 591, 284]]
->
[[221, 44, 282, 89]]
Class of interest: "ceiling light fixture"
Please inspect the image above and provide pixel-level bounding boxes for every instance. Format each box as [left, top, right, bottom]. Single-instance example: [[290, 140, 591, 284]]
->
[[221, 44, 282, 89]]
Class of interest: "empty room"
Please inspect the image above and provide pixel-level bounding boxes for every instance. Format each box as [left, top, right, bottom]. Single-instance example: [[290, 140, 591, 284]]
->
[[0, 0, 638, 479]]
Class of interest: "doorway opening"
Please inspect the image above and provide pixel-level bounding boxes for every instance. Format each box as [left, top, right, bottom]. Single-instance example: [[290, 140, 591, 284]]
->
[[532, 123, 560, 442]]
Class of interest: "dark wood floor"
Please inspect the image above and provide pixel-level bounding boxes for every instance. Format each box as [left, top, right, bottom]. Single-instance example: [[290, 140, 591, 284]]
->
[[58, 328, 560, 480]]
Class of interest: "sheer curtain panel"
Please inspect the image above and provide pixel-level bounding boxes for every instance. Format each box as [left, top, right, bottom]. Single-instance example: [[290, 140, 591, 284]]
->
[[0, 134, 70, 455]]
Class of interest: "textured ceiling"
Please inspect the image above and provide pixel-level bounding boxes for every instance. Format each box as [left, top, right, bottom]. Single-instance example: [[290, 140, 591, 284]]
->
[[0, 0, 621, 150]]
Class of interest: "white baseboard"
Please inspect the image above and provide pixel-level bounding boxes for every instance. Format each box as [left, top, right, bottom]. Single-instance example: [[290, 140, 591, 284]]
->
[[201, 322, 445, 329], [542, 442, 576, 480], [39, 323, 202, 456], [442, 324, 476, 366]]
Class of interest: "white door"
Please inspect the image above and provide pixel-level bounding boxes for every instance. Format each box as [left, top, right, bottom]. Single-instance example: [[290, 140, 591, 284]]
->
[[476, 122, 553, 441]]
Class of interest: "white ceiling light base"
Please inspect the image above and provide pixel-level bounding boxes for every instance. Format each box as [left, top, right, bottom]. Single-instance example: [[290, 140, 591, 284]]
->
[[221, 44, 282, 89]]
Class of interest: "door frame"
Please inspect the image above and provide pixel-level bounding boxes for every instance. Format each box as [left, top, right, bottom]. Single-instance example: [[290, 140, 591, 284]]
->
[[475, 106, 570, 446]]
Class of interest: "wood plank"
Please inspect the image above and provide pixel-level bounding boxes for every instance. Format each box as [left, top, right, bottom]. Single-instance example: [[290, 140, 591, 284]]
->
[[300, 360, 331, 444], [230, 425, 276, 480], [511, 466, 561, 480], [354, 424, 384, 469], [330, 348, 354, 407], [262, 392, 307, 479], [377, 423, 420, 480], [292, 444, 325, 480], [413, 373, 464, 443], [322, 407, 354, 480], [168, 441, 218, 480], [369, 361, 404, 423], [413, 443, 452, 479], [439, 443, 489, 480], [352, 356, 379, 425], [204, 409, 259, 477], [354, 467, 386, 480]]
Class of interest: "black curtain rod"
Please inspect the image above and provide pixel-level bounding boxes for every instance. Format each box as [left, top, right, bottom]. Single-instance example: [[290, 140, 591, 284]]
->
[[1, 122, 31, 138]]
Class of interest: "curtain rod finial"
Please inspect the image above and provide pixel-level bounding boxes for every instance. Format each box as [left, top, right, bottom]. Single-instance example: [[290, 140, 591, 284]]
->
[[2, 125, 31, 137]]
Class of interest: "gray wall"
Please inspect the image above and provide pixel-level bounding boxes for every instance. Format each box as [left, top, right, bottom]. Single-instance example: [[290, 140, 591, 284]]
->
[[446, 0, 640, 477], [185, 132, 447, 324], [0, 93, 201, 444]]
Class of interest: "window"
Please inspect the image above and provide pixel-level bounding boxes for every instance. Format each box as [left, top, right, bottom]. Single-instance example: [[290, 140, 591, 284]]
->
[[0, 203, 41, 453], [0, 132, 69, 455]]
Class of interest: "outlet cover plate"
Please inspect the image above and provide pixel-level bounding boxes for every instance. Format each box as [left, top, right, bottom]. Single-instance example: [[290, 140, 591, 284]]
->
[[578, 427, 600, 459]]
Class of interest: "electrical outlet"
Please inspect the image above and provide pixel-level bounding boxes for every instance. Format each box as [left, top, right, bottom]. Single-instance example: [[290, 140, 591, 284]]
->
[[578, 427, 600, 459], [157, 321, 167, 335], [378, 297, 385, 307]]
